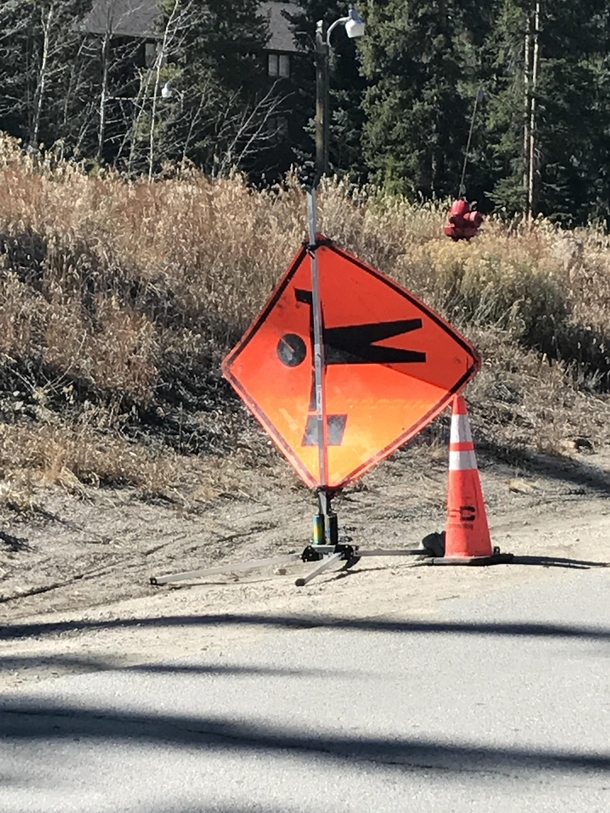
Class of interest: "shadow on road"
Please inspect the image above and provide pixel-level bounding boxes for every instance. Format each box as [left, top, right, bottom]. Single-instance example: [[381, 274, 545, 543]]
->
[[0, 655, 361, 679], [4, 612, 610, 643], [1, 700, 610, 776], [511, 555, 609, 569]]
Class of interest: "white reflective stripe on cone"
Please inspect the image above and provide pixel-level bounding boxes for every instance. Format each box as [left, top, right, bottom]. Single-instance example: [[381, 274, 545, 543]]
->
[[450, 414, 473, 445], [449, 449, 478, 471]]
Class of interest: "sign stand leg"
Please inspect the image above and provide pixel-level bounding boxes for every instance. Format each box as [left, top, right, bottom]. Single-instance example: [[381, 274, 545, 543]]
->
[[295, 552, 343, 587], [149, 544, 435, 588]]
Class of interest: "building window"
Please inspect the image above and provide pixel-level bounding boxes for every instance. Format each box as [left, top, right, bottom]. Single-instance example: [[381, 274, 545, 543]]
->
[[268, 53, 290, 78], [144, 42, 156, 68], [268, 116, 289, 139]]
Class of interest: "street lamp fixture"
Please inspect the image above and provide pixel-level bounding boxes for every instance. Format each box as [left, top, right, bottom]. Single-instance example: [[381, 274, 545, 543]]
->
[[316, 5, 365, 182], [161, 81, 184, 103], [328, 5, 366, 43]]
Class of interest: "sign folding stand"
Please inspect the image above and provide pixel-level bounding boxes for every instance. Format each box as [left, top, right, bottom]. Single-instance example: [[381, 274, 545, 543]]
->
[[150, 174, 428, 591]]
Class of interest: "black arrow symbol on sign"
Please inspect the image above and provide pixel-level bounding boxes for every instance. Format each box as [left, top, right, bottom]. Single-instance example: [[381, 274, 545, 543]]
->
[[324, 320, 426, 364], [294, 288, 426, 366]]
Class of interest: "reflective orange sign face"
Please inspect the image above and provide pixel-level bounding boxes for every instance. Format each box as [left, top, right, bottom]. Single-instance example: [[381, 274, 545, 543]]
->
[[222, 239, 480, 490]]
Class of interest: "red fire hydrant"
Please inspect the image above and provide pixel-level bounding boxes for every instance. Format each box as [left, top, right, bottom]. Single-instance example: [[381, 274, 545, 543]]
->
[[443, 199, 484, 241]]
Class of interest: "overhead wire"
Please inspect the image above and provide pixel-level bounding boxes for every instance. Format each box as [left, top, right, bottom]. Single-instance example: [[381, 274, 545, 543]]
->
[[458, 87, 484, 198]]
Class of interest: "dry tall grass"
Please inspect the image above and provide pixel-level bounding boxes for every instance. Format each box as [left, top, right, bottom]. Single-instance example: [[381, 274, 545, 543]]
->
[[2, 133, 610, 498]]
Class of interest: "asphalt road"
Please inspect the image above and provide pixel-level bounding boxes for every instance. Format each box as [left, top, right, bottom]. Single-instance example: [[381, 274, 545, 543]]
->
[[2, 563, 610, 812]]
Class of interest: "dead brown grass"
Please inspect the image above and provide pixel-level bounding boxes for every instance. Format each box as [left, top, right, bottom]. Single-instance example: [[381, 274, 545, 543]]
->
[[2, 133, 610, 498]]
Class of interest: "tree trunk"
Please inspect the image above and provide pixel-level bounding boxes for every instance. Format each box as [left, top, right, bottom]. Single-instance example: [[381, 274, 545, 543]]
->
[[31, 4, 53, 147], [97, 32, 111, 162]]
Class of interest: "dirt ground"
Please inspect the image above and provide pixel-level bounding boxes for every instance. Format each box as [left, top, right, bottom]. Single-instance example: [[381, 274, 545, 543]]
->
[[2, 439, 610, 693]]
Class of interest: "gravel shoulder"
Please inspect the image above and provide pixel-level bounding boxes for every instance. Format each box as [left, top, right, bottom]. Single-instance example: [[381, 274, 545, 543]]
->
[[2, 444, 610, 692]]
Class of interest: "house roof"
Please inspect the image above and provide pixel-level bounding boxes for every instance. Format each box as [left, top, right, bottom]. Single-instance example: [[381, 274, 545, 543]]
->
[[259, 2, 301, 54], [81, 0, 301, 52], [81, 0, 160, 38]]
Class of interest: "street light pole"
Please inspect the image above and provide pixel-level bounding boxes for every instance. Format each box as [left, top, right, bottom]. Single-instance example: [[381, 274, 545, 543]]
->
[[314, 6, 365, 185], [315, 20, 330, 180], [304, 6, 365, 543]]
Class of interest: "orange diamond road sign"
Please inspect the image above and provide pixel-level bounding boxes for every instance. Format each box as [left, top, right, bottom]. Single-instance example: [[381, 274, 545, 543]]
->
[[222, 239, 480, 490]]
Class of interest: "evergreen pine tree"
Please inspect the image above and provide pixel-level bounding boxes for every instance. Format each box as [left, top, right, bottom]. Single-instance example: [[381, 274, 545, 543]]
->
[[359, 0, 488, 200]]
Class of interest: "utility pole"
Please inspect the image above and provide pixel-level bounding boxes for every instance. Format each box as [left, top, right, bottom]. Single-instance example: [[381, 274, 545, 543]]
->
[[523, 1, 541, 221], [528, 0, 541, 220], [523, 11, 531, 211]]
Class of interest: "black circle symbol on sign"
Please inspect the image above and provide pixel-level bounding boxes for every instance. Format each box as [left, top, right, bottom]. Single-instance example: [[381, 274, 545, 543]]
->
[[277, 334, 307, 367]]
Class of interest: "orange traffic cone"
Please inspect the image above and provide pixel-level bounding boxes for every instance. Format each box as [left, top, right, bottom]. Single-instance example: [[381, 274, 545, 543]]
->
[[429, 395, 513, 566]]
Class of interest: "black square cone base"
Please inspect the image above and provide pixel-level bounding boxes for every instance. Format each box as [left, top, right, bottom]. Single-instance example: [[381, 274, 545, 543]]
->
[[423, 551, 514, 566]]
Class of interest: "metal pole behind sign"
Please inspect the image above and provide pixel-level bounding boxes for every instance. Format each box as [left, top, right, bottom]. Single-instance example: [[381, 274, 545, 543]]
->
[[306, 187, 329, 493], [311, 18, 332, 532]]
